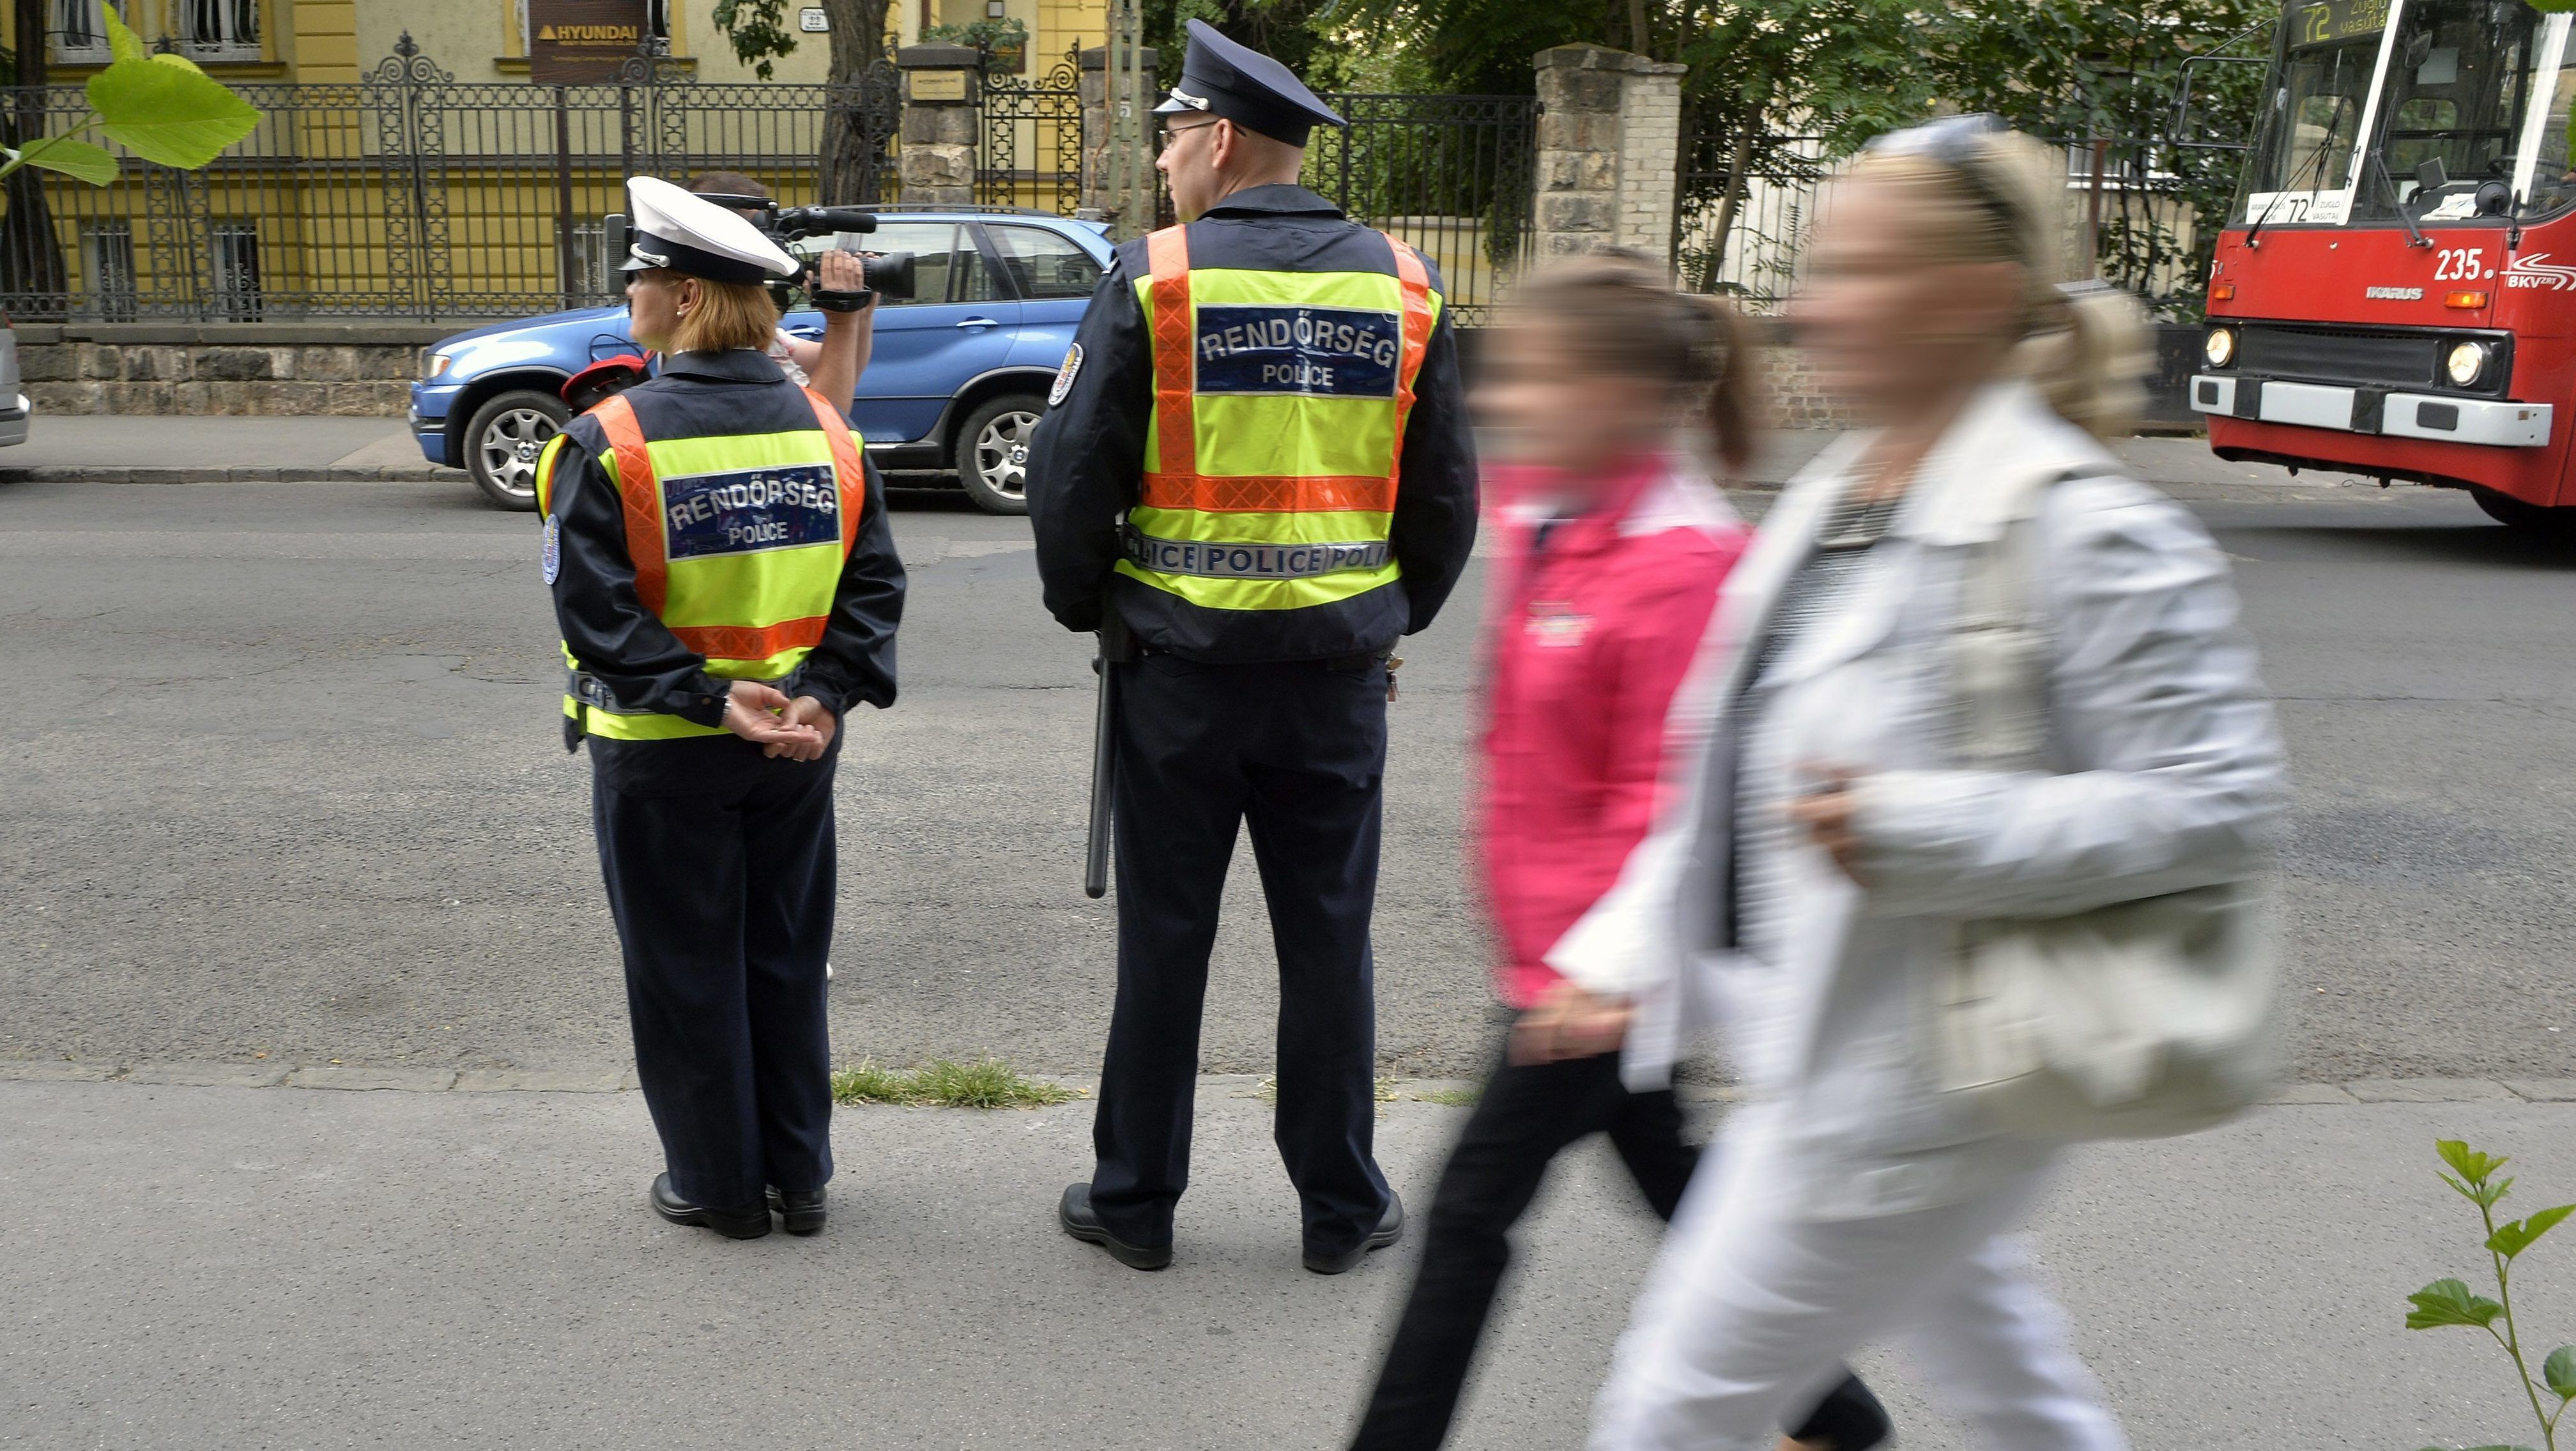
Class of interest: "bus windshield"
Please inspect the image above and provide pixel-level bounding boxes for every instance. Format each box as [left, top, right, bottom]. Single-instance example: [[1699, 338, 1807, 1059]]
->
[[2239, 0, 2576, 227], [2240, 1, 2388, 224]]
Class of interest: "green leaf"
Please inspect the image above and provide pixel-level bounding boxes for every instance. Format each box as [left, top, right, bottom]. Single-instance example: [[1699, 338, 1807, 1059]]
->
[[2439, 1140, 2510, 1186], [100, 3, 149, 65], [2487, 1204, 2576, 1260], [149, 52, 206, 75], [2406, 1278, 2506, 1330], [16, 135, 118, 186], [88, 60, 260, 170], [2546, 1346, 2576, 1401]]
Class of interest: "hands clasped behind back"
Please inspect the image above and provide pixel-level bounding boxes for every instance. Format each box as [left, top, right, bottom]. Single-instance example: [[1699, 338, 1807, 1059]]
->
[[721, 679, 836, 762]]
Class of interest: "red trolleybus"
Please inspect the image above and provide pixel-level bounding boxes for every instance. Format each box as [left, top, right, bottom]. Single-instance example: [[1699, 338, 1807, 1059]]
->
[[2196, 0, 2576, 534]]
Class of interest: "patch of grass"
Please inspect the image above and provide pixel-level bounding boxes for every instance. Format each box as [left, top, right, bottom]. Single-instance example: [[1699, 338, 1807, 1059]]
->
[[831, 1058, 1075, 1109], [1416, 1086, 1481, 1108]]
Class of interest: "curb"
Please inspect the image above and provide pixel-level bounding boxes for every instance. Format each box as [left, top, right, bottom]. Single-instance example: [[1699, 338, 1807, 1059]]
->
[[0, 464, 470, 485], [1, 1059, 2569, 1108]]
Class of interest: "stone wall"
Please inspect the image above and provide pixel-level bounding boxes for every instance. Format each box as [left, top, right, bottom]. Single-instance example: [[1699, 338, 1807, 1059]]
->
[[1531, 45, 1689, 268], [13, 322, 455, 417], [897, 45, 981, 207]]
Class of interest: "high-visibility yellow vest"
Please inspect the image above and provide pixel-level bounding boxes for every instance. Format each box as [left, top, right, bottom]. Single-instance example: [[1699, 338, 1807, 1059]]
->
[[1116, 225, 1439, 614], [535, 387, 868, 741]]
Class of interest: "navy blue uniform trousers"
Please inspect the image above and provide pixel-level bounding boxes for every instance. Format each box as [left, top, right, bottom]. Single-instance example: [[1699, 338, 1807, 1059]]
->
[[591, 735, 838, 1210], [1091, 652, 1394, 1255]]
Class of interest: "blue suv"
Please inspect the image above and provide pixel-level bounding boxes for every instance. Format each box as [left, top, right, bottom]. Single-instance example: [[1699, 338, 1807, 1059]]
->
[[409, 207, 1113, 514]]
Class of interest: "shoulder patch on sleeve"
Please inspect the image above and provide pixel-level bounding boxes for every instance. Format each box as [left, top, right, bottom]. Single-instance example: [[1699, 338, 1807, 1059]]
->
[[1049, 342, 1084, 407]]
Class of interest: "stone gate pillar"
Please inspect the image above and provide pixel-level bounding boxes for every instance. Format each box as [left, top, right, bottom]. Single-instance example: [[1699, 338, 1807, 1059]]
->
[[1530, 45, 1687, 268], [1079, 44, 1158, 232], [897, 43, 982, 206]]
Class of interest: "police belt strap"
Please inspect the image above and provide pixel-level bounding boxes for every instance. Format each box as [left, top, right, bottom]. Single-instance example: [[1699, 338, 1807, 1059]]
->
[[1122, 526, 1391, 580], [566, 668, 781, 718]]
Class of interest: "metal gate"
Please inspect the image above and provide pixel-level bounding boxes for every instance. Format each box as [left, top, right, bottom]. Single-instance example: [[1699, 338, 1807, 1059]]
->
[[1305, 94, 1536, 326], [977, 46, 1085, 215]]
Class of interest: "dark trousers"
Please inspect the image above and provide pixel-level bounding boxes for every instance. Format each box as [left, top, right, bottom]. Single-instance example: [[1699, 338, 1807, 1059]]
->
[[1090, 652, 1392, 1255], [592, 739, 839, 1210], [1350, 1035, 1889, 1450]]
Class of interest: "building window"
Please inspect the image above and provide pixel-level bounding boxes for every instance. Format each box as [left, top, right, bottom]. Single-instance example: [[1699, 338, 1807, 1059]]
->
[[210, 222, 261, 321], [176, 0, 262, 63], [50, 0, 127, 66], [80, 221, 137, 321]]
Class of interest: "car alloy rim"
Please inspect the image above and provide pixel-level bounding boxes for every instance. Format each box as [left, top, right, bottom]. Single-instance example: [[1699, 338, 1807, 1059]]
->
[[976, 410, 1038, 501], [480, 408, 560, 497]]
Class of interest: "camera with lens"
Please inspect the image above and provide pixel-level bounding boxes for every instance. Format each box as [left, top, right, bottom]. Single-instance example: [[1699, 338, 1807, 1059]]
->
[[603, 197, 916, 312]]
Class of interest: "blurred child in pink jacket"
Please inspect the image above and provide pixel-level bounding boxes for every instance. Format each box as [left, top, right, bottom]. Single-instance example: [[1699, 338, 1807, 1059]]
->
[[1346, 252, 1887, 1451]]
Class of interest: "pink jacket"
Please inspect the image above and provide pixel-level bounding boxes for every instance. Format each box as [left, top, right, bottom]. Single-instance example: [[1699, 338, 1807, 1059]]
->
[[1475, 456, 1747, 1010]]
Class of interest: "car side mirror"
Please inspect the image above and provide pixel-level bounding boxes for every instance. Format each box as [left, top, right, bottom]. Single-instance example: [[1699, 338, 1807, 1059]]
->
[[602, 212, 631, 270], [2475, 180, 2514, 217]]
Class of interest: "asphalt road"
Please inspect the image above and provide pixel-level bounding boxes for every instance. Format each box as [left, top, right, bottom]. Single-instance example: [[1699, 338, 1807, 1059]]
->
[[2, 464, 2571, 1083]]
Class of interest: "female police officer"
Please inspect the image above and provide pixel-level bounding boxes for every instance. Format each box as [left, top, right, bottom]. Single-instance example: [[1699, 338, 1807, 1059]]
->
[[536, 177, 904, 1240]]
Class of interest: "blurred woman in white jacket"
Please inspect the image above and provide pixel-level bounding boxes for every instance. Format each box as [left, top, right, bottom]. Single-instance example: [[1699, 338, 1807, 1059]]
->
[[1568, 118, 2287, 1450]]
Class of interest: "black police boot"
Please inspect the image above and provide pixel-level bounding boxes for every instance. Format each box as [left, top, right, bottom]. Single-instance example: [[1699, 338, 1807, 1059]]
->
[[1057, 1182, 1172, 1271], [767, 1185, 827, 1236], [650, 1172, 771, 1240], [1303, 1188, 1403, 1275]]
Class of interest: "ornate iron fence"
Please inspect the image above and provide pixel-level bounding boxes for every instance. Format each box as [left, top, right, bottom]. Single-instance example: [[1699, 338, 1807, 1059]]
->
[[0, 36, 900, 322], [1305, 93, 1536, 327], [976, 45, 1084, 216]]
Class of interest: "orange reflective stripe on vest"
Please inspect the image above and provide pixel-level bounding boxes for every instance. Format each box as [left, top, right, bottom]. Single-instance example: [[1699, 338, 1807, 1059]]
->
[[1386, 238, 1434, 479], [593, 394, 670, 615], [806, 385, 868, 557], [1146, 226, 1199, 485]]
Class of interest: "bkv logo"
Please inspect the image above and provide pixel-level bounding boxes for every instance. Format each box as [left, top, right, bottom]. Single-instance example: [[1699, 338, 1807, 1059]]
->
[[2504, 253, 2576, 289]]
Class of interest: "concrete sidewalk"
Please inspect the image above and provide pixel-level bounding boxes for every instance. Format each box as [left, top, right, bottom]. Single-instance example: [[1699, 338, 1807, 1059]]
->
[[0, 414, 2354, 491], [0, 414, 461, 484], [5, 1074, 2568, 1450]]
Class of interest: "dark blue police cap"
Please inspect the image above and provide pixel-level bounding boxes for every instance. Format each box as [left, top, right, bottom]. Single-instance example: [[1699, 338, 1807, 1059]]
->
[[1152, 19, 1345, 148]]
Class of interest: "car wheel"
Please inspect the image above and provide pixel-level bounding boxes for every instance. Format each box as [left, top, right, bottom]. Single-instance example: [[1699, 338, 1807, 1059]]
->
[[2471, 486, 2576, 541], [464, 388, 569, 512], [954, 394, 1044, 516]]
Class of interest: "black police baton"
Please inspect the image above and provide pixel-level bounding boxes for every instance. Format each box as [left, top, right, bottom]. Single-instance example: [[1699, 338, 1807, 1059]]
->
[[1084, 609, 1131, 899]]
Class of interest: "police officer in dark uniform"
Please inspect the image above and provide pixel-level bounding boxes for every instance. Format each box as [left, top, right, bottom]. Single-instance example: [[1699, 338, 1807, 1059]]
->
[[1031, 20, 1478, 1274], [538, 178, 904, 1240]]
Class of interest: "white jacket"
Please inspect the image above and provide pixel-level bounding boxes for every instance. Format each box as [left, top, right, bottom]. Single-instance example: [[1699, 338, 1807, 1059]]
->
[[1549, 382, 2287, 1218]]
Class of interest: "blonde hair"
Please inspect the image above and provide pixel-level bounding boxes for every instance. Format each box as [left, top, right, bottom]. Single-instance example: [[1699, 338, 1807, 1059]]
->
[[1846, 129, 2152, 439], [1503, 249, 1763, 473], [666, 274, 783, 356]]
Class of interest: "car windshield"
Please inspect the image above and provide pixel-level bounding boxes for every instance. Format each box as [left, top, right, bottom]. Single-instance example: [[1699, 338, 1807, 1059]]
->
[[2238, 0, 2576, 226]]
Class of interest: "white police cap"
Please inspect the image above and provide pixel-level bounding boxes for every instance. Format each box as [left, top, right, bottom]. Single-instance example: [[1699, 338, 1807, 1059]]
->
[[620, 175, 799, 286]]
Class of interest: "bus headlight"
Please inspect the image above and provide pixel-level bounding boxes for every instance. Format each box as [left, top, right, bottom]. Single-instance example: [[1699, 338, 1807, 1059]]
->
[[2203, 325, 2237, 368], [2445, 339, 2490, 387]]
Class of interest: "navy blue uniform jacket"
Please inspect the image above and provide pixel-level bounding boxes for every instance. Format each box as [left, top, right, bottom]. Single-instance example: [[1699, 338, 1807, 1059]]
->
[[544, 348, 907, 731], [1027, 185, 1478, 662]]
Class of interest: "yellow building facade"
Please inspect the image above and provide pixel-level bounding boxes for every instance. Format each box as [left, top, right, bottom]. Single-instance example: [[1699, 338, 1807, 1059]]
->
[[1, 1, 1109, 320], [4, 1, 1108, 86]]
